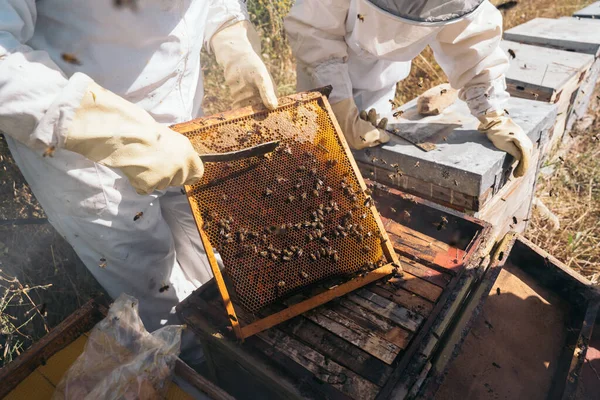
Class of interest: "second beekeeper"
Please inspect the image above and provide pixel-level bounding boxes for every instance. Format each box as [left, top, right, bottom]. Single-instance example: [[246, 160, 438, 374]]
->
[[284, 0, 532, 177]]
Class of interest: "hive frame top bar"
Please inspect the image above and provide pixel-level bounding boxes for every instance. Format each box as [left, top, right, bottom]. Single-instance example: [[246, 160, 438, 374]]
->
[[171, 88, 399, 339]]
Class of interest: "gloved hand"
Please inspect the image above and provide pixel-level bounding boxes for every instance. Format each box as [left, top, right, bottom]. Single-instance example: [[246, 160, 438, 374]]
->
[[331, 98, 390, 150], [478, 110, 533, 178], [211, 21, 278, 110], [64, 82, 204, 195], [417, 83, 458, 116]]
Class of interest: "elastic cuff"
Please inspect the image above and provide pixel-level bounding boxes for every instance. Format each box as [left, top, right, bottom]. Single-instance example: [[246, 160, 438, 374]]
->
[[460, 76, 509, 118], [31, 72, 94, 151]]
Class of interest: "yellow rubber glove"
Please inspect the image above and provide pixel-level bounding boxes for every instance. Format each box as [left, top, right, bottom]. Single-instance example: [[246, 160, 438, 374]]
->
[[478, 110, 533, 178], [64, 82, 204, 195], [331, 98, 390, 150], [417, 84, 458, 116], [211, 21, 278, 110]]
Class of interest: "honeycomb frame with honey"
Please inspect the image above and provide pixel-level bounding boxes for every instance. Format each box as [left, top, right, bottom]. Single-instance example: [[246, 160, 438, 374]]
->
[[171, 88, 400, 339]]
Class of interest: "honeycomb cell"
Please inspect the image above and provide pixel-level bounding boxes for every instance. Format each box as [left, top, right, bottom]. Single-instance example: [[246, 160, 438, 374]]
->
[[183, 98, 391, 313]]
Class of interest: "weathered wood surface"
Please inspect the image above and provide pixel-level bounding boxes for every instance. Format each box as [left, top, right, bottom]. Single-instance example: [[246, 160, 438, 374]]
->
[[504, 17, 600, 57], [501, 40, 594, 103], [574, 1, 600, 19], [353, 95, 556, 205]]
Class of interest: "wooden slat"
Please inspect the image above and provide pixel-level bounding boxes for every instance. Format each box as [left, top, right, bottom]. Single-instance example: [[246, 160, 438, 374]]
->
[[386, 275, 443, 303], [396, 254, 452, 288], [257, 328, 381, 400], [348, 290, 422, 332], [371, 284, 435, 316], [334, 299, 412, 350], [382, 218, 465, 272], [281, 317, 392, 386], [306, 308, 402, 365]]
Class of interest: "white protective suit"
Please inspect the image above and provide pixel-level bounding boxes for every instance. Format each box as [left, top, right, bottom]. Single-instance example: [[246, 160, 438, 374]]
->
[[0, 0, 253, 338], [284, 0, 510, 122]]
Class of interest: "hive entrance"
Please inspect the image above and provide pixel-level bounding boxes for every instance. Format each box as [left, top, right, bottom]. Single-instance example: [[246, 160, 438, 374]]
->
[[173, 89, 398, 338]]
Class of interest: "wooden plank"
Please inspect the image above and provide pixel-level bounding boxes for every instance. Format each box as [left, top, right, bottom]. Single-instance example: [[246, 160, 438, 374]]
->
[[257, 328, 381, 400], [504, 18, 600, 57], [281, 317, 393, 386], [397, 255, 452, 288], [574, 2, 600, 19], [174, 360, 236, 400], [348, 290, 423, 332], [334, 298, 412, 350], [371, 284, 435, 316], [306, 308, 402, 365], [383, 218, 465, 272], [385, 275, 443, 303]]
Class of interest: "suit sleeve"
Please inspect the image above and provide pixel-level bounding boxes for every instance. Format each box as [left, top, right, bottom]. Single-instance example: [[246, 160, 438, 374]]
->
[[204, 0, 250, 51], [430, 1, 510, 117], [284, 0, 353, 104], [0, 0, 92, 152]]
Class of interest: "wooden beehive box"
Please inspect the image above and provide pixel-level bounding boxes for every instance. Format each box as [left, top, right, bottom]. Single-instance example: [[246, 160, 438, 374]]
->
[[177, 184, 494, 400], [499, 40, 594, 153], [422, 233, 600, 400], [574, 1, 600, 19], [505, 17, 600, 149], [353, 94, 556, 241], [0, 299, 234, 400]]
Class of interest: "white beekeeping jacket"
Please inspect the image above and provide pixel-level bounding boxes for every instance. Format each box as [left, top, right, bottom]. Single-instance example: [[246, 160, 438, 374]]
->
[[0, 0, 248, 152], [284, 0, 510, 116]]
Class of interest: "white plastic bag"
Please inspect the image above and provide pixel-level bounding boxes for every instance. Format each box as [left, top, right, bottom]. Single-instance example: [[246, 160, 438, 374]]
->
[[53, 294, 183, 400]]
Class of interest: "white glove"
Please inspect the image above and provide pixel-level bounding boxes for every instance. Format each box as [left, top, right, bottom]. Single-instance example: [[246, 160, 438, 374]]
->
[[64, 82, 204, 195], [478, 110, 533, 178], [417, 84, 458, 116], [211, 21, 278, 110], [331, 98, 390, 150]]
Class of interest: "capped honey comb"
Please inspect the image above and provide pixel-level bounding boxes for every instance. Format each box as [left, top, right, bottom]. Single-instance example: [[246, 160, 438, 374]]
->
[[175, 90, 395, 315]]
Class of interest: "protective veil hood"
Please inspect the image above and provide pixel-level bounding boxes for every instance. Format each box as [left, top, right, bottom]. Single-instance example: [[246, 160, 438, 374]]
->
[[367, 0, 484, 22]]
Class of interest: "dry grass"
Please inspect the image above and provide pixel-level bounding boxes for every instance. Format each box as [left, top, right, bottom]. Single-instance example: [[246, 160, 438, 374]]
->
[[526, 94, 600, 280]]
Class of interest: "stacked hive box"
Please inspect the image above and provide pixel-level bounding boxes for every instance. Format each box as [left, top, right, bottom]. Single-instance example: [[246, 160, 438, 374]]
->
[[504, 17, 600, 151], [574, 1, 600, 19], [353, 96, 556, 240]]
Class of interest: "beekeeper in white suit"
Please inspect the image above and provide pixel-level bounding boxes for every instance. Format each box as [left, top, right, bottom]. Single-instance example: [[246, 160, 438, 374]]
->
[[0, 0, 277, 341], [285, 0, 532, 177]]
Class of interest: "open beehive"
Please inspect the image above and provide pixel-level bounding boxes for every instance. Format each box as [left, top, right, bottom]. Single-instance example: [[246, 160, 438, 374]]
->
[[171, 88, 399, 339]]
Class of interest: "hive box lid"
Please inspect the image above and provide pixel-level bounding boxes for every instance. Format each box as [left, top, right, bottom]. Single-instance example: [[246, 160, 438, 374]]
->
[[574, 1, 600, 18], [501, 40, 595, 102], [504, 17, 600, 57], [352, 96, 556, 204]]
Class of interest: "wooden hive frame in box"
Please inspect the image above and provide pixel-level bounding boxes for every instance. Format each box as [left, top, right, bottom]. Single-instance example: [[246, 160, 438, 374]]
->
[[171, 88, 399, 340]]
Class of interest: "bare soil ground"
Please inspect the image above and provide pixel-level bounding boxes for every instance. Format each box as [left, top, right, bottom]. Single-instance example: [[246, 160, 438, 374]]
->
[[0, 0, 597, 366]]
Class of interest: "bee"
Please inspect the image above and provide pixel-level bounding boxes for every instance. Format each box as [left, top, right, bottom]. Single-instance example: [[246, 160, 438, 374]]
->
[[440, 88, 448, 95], [364, 196, 373, 207], [310, 253, 317, 261], [317, 143, 329, 153], [228, 314, 238, 322], [512, 216, 518, 224], [333, 252, 339, 262], [259, 251, 268, 257], [414, 161, 420, 168], [283, 146, 292, 155], [533, 92, 539, 99], [134, 212, 144, 221], [180, 188, 186, 195], [99, 258, 107, 268], [504, 109, 510, 115], [403, 210, 411, 219], [296, 249, 304, 258], [276, 176, 287, 183], [417, 77, 424, 88], [300, 271, 309, 279], [393, 110, 404, 118], [362, 245, 370, 254], [390, 207, 397, 213], [507, 49, 516, 59], [286, 195, 295, 203], [301, 192, 308, 200], [388, 173, 396, 180], [264, 188, 273, 196], [159, 284, 170, 293], [443, 137, 448, 142], [497, 287, 501, 296], [61, 53, 82, 65], [221, 194, 228, 201], [454, 179, 459, 186], [360, 136, 366, 142], [441, 216, 448, 224], [357, 13, 365, 22], [42, 146, 56, 158], [297, 165, 307, 172], [114, 0, 138, 11], [312, 189, 319, 197]]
